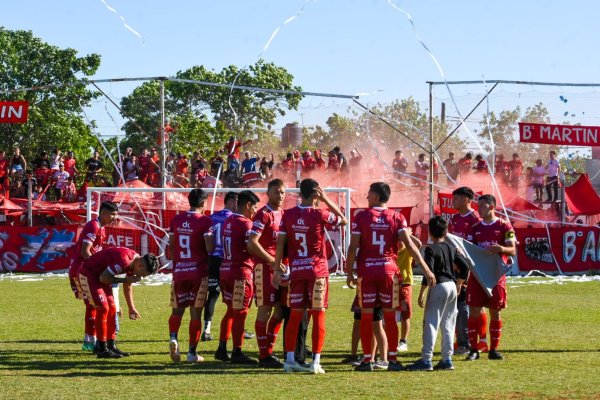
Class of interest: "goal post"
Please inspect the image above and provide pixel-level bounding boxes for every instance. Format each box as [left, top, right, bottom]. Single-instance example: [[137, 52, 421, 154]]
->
[[86, 186, 352, 274]]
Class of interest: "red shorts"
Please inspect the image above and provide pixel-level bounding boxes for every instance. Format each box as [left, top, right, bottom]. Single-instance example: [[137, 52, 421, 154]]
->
[[399, 284, 412, 319], [78, 273, 112, 308], [170, 276, 209, 308], [69, 264, 83, 300], [466, 275, 507, 310], [287, 277, 329, 310], [254, 263, 281, 307], [220, 278, 253, 310], [357, 274, 401, 309]]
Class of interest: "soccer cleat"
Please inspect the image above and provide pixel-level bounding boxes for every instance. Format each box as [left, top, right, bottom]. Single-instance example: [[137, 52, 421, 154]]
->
[[478, 341, 489, 353], [373, 360, 388, 371], [201, 331, 213, 342], [488, 350, 504, 360], [258, 355, 284, 369], [82, 341, 96, 352], [214, 347, 231, 362], [96, 349, 123, 359], [398, 342, 409, 352], [230, 351, 258, 365], [243, 330, 255, 339], [387, 361, 404, 371], [283, 361, 312, 373], [186, 353, 205, 363], [466, 350, 480, 361], [109, 346, 131, 357], [309, 362, 326, 374], [433, 359, 455, 370], [169, 339, 181, 363], [340, 354, 362, 365], [454, 345, 470, 355], [406, 359, 433, 371], [354, 361, 374, 372]]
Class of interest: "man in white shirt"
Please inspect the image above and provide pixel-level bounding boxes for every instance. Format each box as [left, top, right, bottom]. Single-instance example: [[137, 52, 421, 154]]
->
[[545, 151, 560, 202], [52, 163, 70, 200]]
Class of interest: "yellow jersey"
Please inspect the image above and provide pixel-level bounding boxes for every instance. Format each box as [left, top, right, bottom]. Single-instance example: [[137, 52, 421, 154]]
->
[[396, 247, 413, 285]]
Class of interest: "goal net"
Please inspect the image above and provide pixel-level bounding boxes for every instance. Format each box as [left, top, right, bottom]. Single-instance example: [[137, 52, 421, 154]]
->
[[86, 185, 352, 275]]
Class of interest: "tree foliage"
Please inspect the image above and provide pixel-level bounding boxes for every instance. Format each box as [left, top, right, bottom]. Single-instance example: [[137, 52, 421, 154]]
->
[[0, 28, 101, 162], [119, 60, 303, 156]]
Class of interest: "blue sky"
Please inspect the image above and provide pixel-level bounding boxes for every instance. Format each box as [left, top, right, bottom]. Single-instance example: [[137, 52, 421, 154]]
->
[[3, 0, 600, 147]]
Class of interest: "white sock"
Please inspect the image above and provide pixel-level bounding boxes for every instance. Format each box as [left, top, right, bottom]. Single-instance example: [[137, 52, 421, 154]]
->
[[313, 353, 321, 364], [204, 321, 212, 333], [84, 334, 93, 343], [286, 352, 295, 364]]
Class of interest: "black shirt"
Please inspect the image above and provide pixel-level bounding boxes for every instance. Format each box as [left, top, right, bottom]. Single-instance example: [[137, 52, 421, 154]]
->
[[85, 158, 103, 172], [421, 241, 469, 286]]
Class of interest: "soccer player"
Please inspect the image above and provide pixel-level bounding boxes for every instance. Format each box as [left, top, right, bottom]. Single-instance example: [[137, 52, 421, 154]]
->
[[273, 178, 347, 374], [346, 182, 435, 372], [247, 179, 286, 368], [78, 247, 158, 358], [68, 201, 119, 351], [449, 187, 487, 353], [465, 194, 516, 361], [203, 191, 238, 342], [215, 190, 260, 364], [167, 189, 214, 363]]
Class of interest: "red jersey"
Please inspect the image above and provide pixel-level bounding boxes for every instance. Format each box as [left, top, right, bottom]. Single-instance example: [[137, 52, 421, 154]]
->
[[449, 210, 480, 240], [468, 217, 516, 271], [80, 247, 138, 279], [63, 158, 76, 176], [302, 157, 316, 171], [225, 141, 242, 159], [281, 158, 293, 172], [151, 155, 160, 171], [279, 206, 342, 280], [169, 211, 213, 280], [138, 154, 150, 173], [0, 159, 9, 177], [70, 219, 105, 274], [176, 158, 189, 175], [220, 214, 254, 280], [250, 204, 282, 262], [352, 207, 407, 277], [509, 159, 523, 176]]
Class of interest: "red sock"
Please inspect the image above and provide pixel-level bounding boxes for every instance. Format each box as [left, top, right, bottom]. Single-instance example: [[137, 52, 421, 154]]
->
[[383, 312, 399, 362], [359, 312, 374, 363], [284, 309, 304, 353], [255, 320, 269, 359], [309, 310, 326, 355], [220, 307, 234, 342], [189, 319, 202, 347], [107, 300, 117, 340], [467, 316, 479, 350], [85, 304, 96, 337], [95, 305, 108, 342], [169, 315, 183, 337], [232, 309, 248, 349], [266, 316, 283, 354], [490, 319, 502, 350], [479, 311, 488, 340]]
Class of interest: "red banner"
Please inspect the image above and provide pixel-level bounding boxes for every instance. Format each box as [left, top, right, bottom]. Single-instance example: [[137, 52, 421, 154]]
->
[[519, 122, 600, 147], [437, 192, 479, 221], [0, 225, 78, 272], [0, 101, 29, 124], [516, 226, 600, 273], [104, 226, 143, 253]]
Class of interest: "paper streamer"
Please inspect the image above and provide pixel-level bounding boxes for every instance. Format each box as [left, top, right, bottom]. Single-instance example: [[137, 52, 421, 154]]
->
[[99, 0, 144, 41]]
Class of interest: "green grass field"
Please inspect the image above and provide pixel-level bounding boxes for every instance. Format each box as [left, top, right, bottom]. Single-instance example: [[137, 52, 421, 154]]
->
[[1, 275, 599, 400]]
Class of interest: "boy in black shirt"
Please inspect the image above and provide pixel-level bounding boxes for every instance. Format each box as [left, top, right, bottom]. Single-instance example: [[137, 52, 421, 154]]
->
[[406, 216, 469, 371]]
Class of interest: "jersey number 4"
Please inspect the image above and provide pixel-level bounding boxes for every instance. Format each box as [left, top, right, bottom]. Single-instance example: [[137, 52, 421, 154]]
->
[[372, 232, 386, 255]]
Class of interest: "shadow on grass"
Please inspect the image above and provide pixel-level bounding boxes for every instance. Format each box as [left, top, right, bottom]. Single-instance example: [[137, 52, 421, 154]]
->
[[0, 339, 164, 344]]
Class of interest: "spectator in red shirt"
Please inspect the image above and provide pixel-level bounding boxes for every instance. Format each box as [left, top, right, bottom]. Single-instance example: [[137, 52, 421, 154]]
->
[[508, 153, 523, 190]]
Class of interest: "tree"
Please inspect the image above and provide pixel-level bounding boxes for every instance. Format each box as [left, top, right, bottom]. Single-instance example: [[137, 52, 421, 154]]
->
[[119, 60, 303, 156], [0, 28, 101, 164]]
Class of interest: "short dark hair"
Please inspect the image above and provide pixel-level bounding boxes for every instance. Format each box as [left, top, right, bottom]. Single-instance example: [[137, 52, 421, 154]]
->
[[300, 178, 319, 199], [142, 253, 159, 274], [395, 150, 402, 155], [237, 190, 259, 209], [188, 188, 208, 208], [429, 216, 448, 239], [369, 182, 391, 203], [224, 191, 238, 205], [452, 186, 474, 200], [478, 194, 496, 207], [268, 178, 285, 191], [465, 152, 472, 159], [333, 146, 340, 153], [99, 201, 118, 213]]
